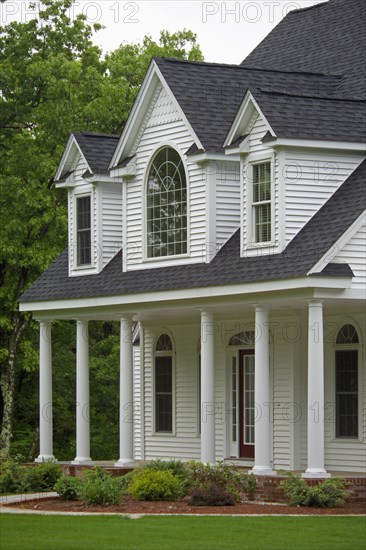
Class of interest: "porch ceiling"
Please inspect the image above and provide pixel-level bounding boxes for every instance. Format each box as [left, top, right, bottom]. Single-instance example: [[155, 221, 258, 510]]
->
[[31, 287, 364, 322]]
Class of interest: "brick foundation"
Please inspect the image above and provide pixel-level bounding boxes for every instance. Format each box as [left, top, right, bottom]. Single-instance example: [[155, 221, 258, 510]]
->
[[254, 475, 366, 504]]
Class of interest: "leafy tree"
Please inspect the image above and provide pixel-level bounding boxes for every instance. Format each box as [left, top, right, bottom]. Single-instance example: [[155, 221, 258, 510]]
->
[[0, 0, 203, 457]]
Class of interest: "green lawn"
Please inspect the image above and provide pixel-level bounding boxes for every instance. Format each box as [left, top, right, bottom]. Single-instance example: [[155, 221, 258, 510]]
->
[[0, 515, 365, 550]]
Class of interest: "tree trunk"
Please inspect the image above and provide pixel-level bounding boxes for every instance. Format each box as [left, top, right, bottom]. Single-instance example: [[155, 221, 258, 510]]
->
[[0, 314, 26, 456]]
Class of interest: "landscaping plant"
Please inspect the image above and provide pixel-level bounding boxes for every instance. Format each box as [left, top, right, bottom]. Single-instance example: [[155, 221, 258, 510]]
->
[[189, 483, 236, 506], [128, 468, 183, 501], [54, 476, 82, 501], [186, 461, 256, 502], [281, 473, 348, 508], [0, 457, 62, 494], [81, 473, 123, 506]]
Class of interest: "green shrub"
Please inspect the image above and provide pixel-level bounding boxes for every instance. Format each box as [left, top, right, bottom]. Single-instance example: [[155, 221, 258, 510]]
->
[[190, 483, 235, 506], [128, 469, 183, 501], [118, 471, 135, 494], [81, 474, 122, 506], [0, 460, 29, 494], [147, 459, 188, 478], [54, 476, 82, 500], [82, 466, 109, 482], [281, 474, 348, 508], [25, 462, 63, 491], [241, 472, 257, 499], [186, 462, 256, 502]]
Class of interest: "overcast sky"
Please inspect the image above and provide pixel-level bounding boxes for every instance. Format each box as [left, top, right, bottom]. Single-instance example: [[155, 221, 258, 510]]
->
[[1, 0, 323, 64]]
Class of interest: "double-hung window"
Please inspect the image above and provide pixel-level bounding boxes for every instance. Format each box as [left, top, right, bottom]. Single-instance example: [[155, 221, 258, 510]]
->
[[252, 162, 271, 243], [76, 195, 92, 266]]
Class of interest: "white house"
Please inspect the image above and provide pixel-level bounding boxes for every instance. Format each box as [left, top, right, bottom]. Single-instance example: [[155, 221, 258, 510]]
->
[[20, 0, 366, 477]]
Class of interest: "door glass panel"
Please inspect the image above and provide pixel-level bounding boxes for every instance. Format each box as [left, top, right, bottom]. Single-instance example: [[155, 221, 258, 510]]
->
[[232, 356, 237, 442], [244, 355, 255, 445]]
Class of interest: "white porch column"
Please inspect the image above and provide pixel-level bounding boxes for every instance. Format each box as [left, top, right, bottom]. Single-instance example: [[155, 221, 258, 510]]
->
[[251, 306, 276, 476], [303, 301, 330, 478], [72, 320, 92, 464], [35, 321, 55, 462], [115, 316, 134, 465], [200, 310, 215, 464]]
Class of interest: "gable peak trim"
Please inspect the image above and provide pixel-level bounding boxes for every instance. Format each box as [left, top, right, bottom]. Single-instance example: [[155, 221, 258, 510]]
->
[[308, 210, 366, 276], [109, 60, 203, 169], [54, 134, 92, 182], [224, 89, 276, 148]]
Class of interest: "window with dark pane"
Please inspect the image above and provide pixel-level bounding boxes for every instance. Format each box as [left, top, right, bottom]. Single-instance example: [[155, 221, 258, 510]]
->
[[76, 196, 92, 266], [156, 333, 173, 352], [335, 350, 358, 438], [155, 356, 173, 432], [147, 147, 187, 258], [336, 324, 359, 345], [155, 334, 173, 433], [228, 330, 255, 346], [252, 162, 271, 243]]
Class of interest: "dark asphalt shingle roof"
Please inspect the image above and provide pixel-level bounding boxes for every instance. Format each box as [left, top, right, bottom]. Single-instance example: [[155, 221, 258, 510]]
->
[[253, 90, 366, 143], [73, 132, 119, 174], [155, 57, 346, 150], [19, 159, 365, 304], [153, 0, 365, 149], [242, 0, 366, 99]]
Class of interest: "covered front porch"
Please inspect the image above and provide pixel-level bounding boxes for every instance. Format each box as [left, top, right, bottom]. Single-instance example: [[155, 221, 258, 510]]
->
[[28, 283, 365, 478]]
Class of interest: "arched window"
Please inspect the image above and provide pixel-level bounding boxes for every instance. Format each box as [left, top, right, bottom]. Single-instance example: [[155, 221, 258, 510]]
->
[[336, 324, 359, 344], [228, 330, 255, 346], [154, 334, 173, 433], [335, 324, 359, 439], [146, 147, 187, 258]]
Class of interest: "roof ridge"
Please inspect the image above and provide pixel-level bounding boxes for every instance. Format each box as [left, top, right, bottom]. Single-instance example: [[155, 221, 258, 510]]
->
[[258, 88, 366, 102], [73, 131, 119, 139], [289, 1, 328, 15], [155, 56, 340, 78]]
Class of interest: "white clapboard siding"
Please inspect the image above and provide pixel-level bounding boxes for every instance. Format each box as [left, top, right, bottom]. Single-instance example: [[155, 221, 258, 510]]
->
[[125, 84, 206, 270], [284, 152, 363, 244], [133, 345, 142, 460], [272, 335, 293, 470], [333, 223, 366, 290], [214, 337, 226, 461], [215, 161, 241, 250], [101, 185, 123, 267], [143, 323, 201, 460], [299, 315, 308, 471], [248, 114, 271, 154]]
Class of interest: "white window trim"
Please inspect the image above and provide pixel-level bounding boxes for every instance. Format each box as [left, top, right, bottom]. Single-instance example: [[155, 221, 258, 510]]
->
[[72, 189, 95, 273], [142, 142, 191, 264], [332, 341, 362, 443], [152, 333, 176, 437], [246, 156, 275, 248]]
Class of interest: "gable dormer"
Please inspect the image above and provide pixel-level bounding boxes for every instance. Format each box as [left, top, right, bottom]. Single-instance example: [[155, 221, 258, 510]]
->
[[110, 60, 241, 271], [225, 91, 280, 258], [54, 132, 121, 276], [225, 88, 365, 259]]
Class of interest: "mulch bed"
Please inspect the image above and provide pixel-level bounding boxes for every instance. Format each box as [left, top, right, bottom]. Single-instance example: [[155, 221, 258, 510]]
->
[[5, 496, 366, 515]]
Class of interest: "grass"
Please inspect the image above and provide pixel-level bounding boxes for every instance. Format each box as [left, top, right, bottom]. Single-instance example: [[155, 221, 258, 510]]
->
[[0, 515, 365, 550]]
